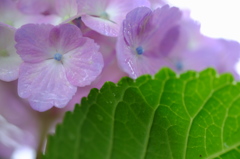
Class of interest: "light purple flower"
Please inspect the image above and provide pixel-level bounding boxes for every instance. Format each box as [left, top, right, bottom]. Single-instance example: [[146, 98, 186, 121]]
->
[[173, 37, 240, 79], [116, 5, 182, 78], [0, 0, 61, 28], [16, 0, 80, 25], [15, 23, 104, 111], [0, 23, 22, 82], [77, 0, 150, 37], [15, 0, 53, 15], [155, 11, 240, 78]]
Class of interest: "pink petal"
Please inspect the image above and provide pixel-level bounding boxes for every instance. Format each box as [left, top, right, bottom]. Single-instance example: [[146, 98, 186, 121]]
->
[[141, 5, 182, 48], [80, 0, 150, 37], [117, 34, 172, 78], [0, 0, 23, 27], [117, 35, 167, 78], [107, 0, 150, 24], [81, 14, 119, 37], [65, 58, 127, 111], [18, 60, 77, 111], [17, 14, 62, 27], [63, 38, 104, 87], [0, 54, 22, 82], [77, 0, 108, 15], [49, 23, 83, 54], [55, 0, 78, 20], [82, 28, 116, 66], [0, 23, 22, 81], [117, 6, 182, 78], [122, 7, 152, 46], [16, 0, 50, 14], [15, 24, 54, 63], [151, 5, 182, 33]]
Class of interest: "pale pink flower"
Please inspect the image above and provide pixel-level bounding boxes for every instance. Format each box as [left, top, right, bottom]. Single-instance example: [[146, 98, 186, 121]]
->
[[15, 23, 104, 111]]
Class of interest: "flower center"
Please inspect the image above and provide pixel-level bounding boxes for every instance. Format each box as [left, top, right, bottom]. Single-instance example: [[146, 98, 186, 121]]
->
[[136, 46, 144, 55], [100, 12, 110, 20], [54, 53, 62, 61], [176, 61, 183, 71]]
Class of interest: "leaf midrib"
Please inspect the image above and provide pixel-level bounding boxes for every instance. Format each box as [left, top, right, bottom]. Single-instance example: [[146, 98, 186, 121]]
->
[[140, 75, 169, 159], [74, 103, 93, 159], [206, 142, 240, 159], [106, 83, 130, 159]]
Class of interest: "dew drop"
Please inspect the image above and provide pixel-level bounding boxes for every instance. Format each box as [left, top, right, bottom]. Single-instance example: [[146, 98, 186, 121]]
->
[[100, 12, 109, 20]]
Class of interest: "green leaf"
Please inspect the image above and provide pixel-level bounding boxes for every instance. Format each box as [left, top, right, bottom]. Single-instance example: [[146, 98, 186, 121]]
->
[[42, 68, 240, 159]]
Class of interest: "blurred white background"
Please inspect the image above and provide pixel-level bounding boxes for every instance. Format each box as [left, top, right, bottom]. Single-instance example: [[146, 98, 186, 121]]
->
[[168, 0, 240, 42]]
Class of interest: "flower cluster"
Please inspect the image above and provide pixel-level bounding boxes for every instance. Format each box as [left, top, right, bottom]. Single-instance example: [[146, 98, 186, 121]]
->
[[1, 0, 240, 157]]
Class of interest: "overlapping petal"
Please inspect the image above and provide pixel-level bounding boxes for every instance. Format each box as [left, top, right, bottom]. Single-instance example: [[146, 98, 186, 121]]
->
[[49, 23, 83, 54], [15, 24, 54, 62], [117, 5, 182, 78], [63, 38, 104, 87], [65, 57, 127, 111], [122, 7, 152, 46], [55, 0, 79, 21], [78, 0, 150, 36], [82, 28, 117, 66], [81, 15, 119, 36]]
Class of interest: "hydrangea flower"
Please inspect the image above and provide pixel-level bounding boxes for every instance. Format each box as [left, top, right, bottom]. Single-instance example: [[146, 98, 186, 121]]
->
[[15, 23, 104, 111], [15, 0, 52, 15], [173, 37, 240, 79], [116, 5, 182, 78], [157, 12, 240, 78], [0, 23, 22, 82], [16, 0, 82, 25], [0, 0, 60, 28], [157, 13, 203, 72], [77, 0, 150, 36]]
